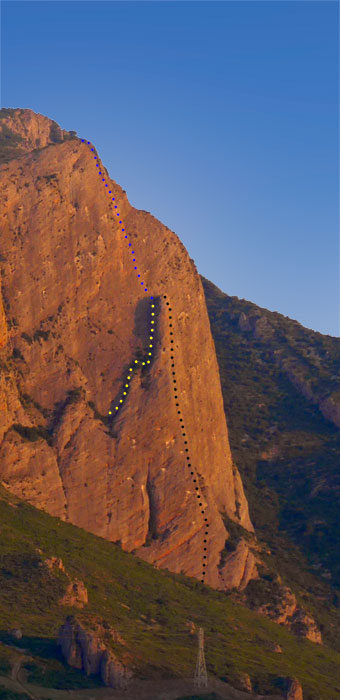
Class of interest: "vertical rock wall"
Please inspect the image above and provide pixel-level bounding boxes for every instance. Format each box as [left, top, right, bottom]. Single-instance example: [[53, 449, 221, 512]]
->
[[0, 109, 256, 591]]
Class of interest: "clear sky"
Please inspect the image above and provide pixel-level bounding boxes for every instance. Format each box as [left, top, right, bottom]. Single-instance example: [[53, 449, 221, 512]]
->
[[1, 1, 339, 336]]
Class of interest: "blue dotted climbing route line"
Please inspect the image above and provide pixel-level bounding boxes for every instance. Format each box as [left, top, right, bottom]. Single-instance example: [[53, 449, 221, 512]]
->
[[81, 139, 210, 583]]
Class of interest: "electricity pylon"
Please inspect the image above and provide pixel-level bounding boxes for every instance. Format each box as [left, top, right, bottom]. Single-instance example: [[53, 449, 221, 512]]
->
[[193, 627, 208, 689]]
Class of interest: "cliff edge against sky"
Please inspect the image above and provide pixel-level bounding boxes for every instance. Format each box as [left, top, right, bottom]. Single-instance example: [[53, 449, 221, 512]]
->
[[0, 108, 256, 592]]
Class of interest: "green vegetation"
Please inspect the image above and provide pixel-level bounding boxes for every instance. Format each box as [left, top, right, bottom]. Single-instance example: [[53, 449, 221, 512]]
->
[[11, 424, 52, 445], [0, 656, 11, 676], [49, 122, 62, 144], [11, 349, 24, 361], [0, 123, 25, 164], [174, 695, 222, 700], [87, 400, 110, 427], [244, 575, 283, 611], [0, 689, 32, 700], [22, 659, 103, 689], [201, 275, 340, 649], [32, 330, 50, 342], [67, 387, 83, 404], [36, 174, 58, 184], [20, 334, 32, 346], [44, 388, 85, 438], [217, 513, 254, 569], [220, 513, 252, 547], [0, 109, 19, 119], [0, 484, 339, 699], [18, 392, 50, 419]]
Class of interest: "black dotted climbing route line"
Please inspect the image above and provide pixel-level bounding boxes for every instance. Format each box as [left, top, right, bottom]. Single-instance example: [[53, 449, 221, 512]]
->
[[81, 138, 209, 583], [162, 294, 209, 583]]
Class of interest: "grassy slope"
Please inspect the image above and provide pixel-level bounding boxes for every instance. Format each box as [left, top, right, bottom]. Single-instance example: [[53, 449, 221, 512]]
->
[[0, 485, 340, 700], [201, 276, 340, 651]]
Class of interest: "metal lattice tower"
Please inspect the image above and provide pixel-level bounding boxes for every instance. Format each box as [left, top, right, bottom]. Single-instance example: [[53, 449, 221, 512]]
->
[[193, 627, 208, 689]]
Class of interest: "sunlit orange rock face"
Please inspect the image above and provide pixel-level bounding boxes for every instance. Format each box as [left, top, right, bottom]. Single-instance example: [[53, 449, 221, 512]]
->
[[0, 109, 256, 591]]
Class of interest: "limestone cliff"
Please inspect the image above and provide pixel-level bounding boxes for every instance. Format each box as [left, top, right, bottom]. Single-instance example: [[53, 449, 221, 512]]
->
[[253, 585, 322, 644], [0, 108, 255, 592]]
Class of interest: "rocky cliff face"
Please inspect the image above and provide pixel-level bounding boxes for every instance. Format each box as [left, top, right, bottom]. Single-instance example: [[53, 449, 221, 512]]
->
[[0, 107, 74, 162], [0, 108, 255, 592], [40, 554, 89, 608], [285, 679, 304, 700], [58, 616, 133, 689], [253, 585, 322, 644]]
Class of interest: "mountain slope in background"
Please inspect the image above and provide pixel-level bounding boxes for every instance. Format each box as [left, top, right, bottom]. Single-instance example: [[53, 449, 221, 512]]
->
[[202, 276, 340, 651]]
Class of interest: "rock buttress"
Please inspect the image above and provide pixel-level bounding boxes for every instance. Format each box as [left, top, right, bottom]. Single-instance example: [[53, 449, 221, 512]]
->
[[0, 109, 255, 591]]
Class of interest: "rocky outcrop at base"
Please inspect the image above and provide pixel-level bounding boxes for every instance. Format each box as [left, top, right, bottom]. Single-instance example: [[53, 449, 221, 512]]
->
[[43, 556, 65, 572], [289, 609, 322, 645], [254, 583, 322, 644], [38, 555, 88, 608], [220, 538, 259, 591], [236, 672, 252, 693], [59, 579, 88, 608], [286, 677, 303, 700], [58, 616, 133, 689]]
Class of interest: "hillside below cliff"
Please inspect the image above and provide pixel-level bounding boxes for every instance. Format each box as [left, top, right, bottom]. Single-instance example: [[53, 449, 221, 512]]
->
[[202, 276, 340, 651], [0, 483, 339, 700]]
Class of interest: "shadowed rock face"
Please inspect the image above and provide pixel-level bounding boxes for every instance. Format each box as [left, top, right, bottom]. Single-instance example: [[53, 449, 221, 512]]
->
[[254, 585, 322, 644], [58, 617, 133, 689], [0, 108, 256, 591], [286, 678, 303, 700]]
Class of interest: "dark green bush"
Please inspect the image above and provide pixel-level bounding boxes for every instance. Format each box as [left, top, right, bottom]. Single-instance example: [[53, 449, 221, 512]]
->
[[0, 689, 32, 699], [33, 330, 50, 342], [0, 123, 25, 164], [12, 424, 51, 444], [49, 122, 62, 143], [0, 656, 11, 675], [23, 660, 103, 689], [12, 348, 24, 361], [67, 388, 83, 404]]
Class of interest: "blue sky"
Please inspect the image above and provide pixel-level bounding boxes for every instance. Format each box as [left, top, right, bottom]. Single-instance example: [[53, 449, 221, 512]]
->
[[1, 1, 339, 336]]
